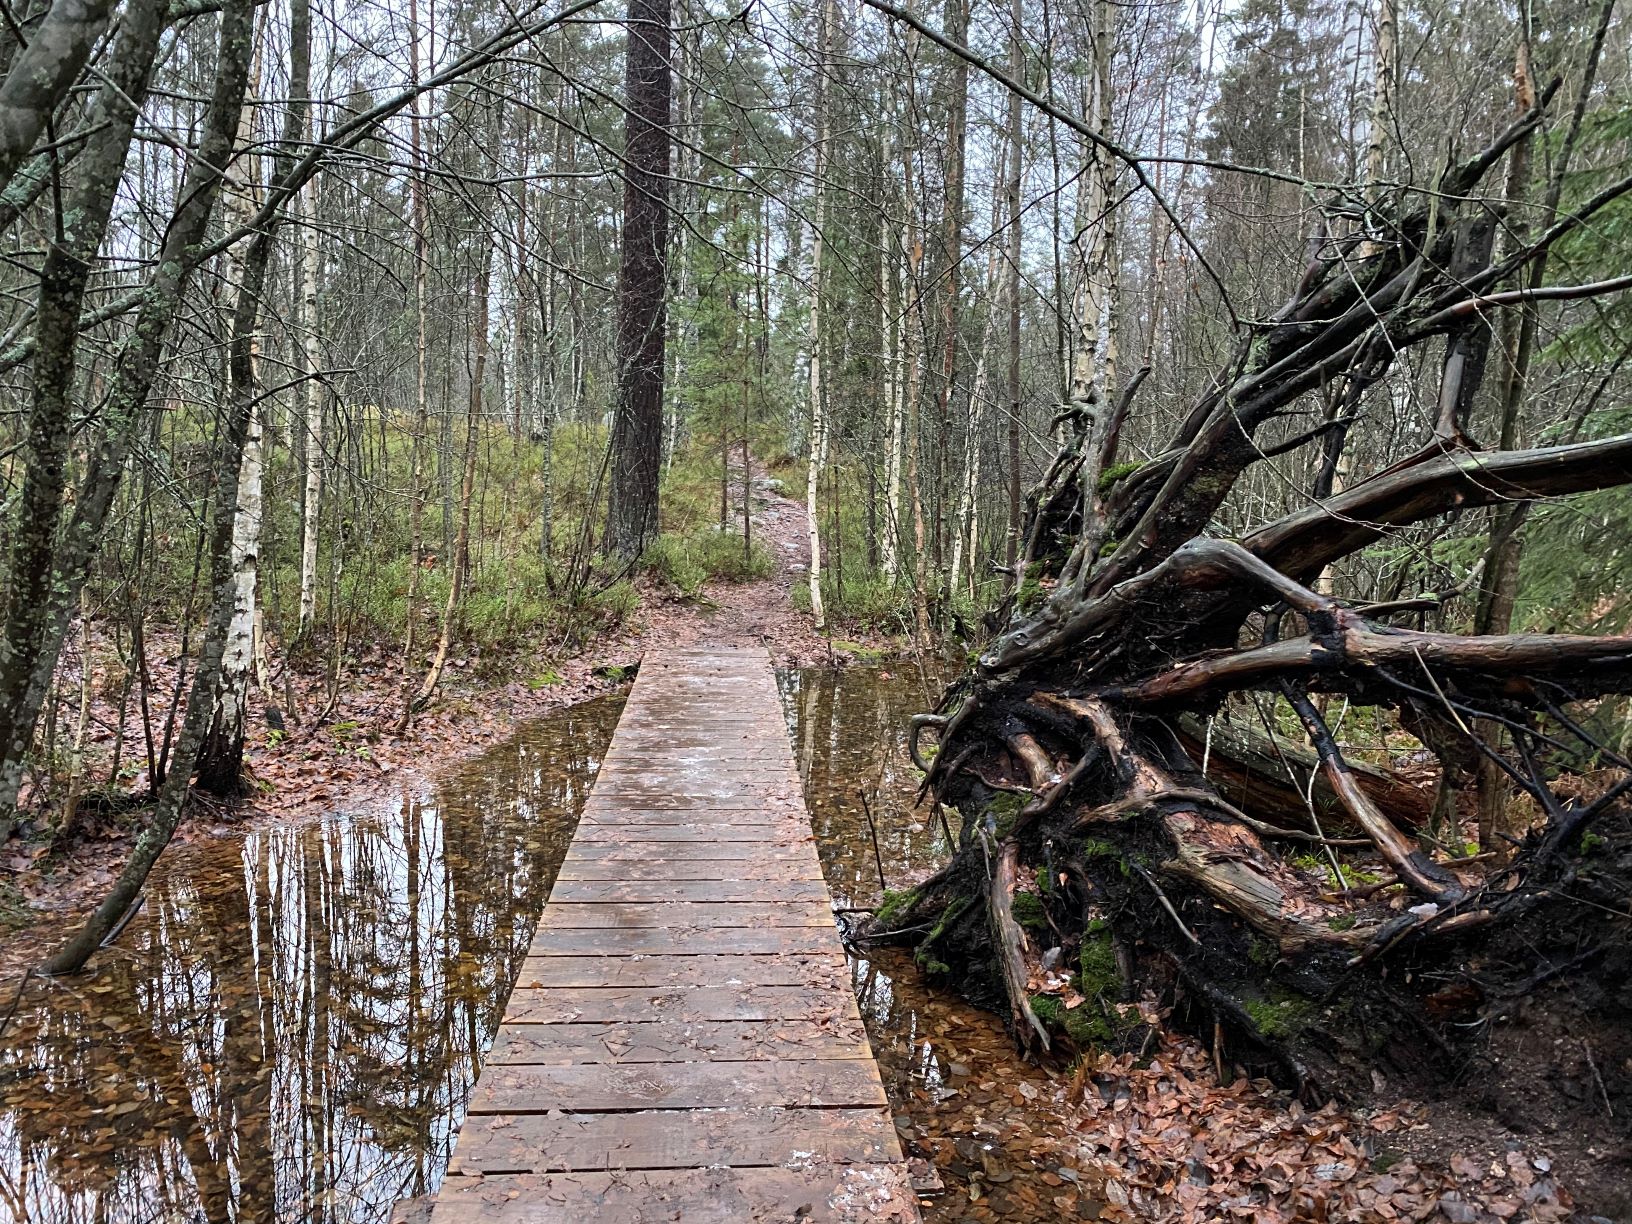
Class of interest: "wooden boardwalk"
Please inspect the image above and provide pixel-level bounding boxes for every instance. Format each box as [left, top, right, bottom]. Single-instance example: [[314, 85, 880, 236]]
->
[[427, 647, 922, 1223]]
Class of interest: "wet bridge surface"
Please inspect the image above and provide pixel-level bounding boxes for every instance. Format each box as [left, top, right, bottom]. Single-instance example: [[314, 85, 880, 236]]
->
[[424, 646, 922, 1222]]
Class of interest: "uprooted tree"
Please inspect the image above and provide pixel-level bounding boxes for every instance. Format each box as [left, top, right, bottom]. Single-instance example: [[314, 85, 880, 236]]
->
[[868, 82, 1632, 1092]]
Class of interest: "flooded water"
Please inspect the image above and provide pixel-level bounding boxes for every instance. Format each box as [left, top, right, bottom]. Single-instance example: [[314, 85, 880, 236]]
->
[[1, 666, 1090, 1224], [782, 666, 1101, 1222], [0, 695, 624, 1224]]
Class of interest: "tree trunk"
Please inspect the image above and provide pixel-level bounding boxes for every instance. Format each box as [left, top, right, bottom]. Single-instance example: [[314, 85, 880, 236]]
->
[[604, 0, 672, 561], [43, 0, 258, 973], [296, 176, 323, 639], [0, 0, 115, 195], [803, 0, 833, 631], [0, 0, 207, 842], [1003, 0, 1023, 585], [397, 0, 431, 733], [196, 0, 313, 796]]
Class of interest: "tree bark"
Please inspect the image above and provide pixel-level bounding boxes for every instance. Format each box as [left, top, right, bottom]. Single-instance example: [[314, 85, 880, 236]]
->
[[604, 0, 672, 560], [0, 0, 115, 195], [43, 0, 258, 973], [0, 0, 178, 843], [803, 0, 833, 629]]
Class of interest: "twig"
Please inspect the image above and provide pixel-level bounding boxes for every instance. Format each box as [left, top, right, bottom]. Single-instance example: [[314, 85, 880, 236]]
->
[[0, 967, 34, 1041], [100, 892, 145, 947], [1130, 858, 1200, 946], [1583, 1040, 1614, 1117], [857, 788, 887, 893]]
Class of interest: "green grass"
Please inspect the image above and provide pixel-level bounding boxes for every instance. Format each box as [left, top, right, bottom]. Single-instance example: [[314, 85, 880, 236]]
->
[[645, 527, 774, 597]]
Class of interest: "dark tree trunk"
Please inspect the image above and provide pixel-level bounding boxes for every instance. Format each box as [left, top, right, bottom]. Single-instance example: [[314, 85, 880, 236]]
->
[[0, 0, 170, 844], [605, 0, 672, 560]]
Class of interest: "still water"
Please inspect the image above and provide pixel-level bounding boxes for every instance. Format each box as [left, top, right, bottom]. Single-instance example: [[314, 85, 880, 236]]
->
[[1, 668, 1090, 1223]]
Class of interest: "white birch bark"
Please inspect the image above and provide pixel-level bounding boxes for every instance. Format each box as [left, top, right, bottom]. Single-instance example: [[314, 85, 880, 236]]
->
[[296, 176, 322, 636], [804, 0, 834, 630]]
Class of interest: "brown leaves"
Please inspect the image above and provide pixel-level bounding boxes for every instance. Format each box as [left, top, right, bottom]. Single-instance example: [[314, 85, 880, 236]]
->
[[1060, 1035, 1573, 1224]]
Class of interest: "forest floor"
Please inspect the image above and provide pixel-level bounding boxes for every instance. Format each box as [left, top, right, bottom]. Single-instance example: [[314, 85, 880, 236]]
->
[[0, 458, 891, 976], [4, 468, 1626, 1222]]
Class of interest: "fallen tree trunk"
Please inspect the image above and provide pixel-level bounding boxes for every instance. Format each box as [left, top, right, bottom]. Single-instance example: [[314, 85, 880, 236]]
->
[[866, 91, 1632, 1094], [1171, 717, 1431, 835]]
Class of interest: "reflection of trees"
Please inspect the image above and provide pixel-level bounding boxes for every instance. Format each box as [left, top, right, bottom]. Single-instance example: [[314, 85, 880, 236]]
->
[[782, 667, 953, 911], [0, 697, 620, 1224]]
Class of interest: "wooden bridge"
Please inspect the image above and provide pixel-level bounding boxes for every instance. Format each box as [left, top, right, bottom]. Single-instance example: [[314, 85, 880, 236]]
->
[[423, 647, 922, 1222]]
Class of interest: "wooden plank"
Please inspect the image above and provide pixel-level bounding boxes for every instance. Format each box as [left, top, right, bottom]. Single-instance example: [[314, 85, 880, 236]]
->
[[578, 806, 805, 824], [465, 1059, 888, 1113], [485, 1018, 871, 1064], [430, 648, 918, 1224], [503, 984, 856, 1024], [554, 860, 822, 882], [537, 901, 834, 928], [569, 824, 810, 843], [448, 1107, 897, 1173], [514, 952, 849, 989], [429, 1166, 920, 1222], [545, 878, 831, 904], [562, 841, 814, 861], [528, 927, 837, 956]]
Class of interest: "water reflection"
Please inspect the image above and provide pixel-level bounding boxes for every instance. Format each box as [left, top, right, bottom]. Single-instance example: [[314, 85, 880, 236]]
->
[[0, 695, 623, 1224], [782, 665, 1100, 1221]]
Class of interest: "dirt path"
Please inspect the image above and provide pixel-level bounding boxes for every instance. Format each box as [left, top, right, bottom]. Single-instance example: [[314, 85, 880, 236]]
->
[[633, 455, 867, 665]]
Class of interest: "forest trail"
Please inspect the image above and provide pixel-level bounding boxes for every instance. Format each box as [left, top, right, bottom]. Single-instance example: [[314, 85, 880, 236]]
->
[[634, 452, 846, 664], [419, 646, 921, 1223]]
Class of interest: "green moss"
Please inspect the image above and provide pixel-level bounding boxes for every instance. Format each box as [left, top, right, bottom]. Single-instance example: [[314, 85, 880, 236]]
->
[[833, 639, 886, 662], [1096, 460, 1143, 493], [1243, 988, 1317, 1040], [875, 887, 918, 927], [1016, 561, 1046, 612], [1579, 831, 1607, 856], [1030, 992, 1138, 1047], [1077, 924, 1120, 999], [526, 668, 563, 690], [1326, 913, 1358, 931], [923, 895, 972, 947], [987, 792, 1027, 838], [1011, 890, 1048, 932], [1080, 837, 1118, 861]]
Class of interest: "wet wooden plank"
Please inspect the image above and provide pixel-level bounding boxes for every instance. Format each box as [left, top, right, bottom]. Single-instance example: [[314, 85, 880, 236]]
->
[[558, 845, 812, 863], [449, 1107, 897, 1172], [553, 859, 823, 881], [578, 806, 806, 824], [503, 984, 856, 1024], [515, 952, 848, 989], [528, 926, 837, 956], [545, 878, 831, 903], [430, 647, 916, 1222], [570, 824, 810, 843], [465, 1059, 888, 1113], [537, 901, 833, 928], [430, 1166, 920, 1223], [485, 1018, 872, 1064]]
